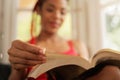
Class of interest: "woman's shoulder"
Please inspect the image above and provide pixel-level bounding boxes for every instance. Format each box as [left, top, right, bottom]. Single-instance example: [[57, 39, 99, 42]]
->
[[70, 39, 89, 60]]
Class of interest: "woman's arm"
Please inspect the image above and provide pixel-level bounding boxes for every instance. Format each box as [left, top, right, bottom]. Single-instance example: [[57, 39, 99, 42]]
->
[[8, 68, 27, 80]]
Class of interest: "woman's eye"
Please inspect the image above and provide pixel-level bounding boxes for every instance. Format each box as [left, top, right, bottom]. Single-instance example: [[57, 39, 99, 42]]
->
[[47, 8, 54, 12], [61, 10, 67, 15]]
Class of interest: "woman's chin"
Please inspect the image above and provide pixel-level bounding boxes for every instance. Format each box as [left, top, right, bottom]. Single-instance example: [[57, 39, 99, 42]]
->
[[45, 30, 58, 35]]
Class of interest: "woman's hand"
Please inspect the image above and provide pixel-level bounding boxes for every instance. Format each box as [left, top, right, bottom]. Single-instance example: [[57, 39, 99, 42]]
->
[[8, 40, 46, 71]]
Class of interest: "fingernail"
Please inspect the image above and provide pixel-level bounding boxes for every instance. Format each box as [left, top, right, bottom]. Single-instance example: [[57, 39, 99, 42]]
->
[[43, 48, 46, 54]]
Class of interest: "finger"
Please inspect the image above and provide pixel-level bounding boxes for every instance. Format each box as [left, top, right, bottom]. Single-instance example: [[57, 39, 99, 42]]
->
[[12, 40, 43, 55], [9, 56, 46, 66], [9, 47, 46, 61]]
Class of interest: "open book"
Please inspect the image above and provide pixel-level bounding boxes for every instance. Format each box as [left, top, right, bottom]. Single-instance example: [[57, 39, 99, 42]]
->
[[27, 48, 120, 79]]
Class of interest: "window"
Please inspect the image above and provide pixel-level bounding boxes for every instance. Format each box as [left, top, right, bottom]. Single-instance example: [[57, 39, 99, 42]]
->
[[100, 0, 115, 5], [17, 0, 36, 41], [17, 0, 72, 41], [100, 0, 120, 50]]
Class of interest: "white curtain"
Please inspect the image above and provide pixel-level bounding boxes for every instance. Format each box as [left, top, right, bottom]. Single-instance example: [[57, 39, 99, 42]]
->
[[87, 0, 106, 56], [70, 0, 105, 57], [0, 0, 18, 63], [70, 0, 88, 42], [0, 0, 3, 63]]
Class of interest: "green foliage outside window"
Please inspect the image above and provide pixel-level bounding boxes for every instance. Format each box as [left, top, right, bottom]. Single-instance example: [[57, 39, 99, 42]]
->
[[106, 14, 120, 49]]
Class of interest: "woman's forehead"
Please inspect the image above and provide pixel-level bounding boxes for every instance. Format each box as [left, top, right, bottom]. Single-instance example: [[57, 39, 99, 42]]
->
[[44, 0, 68, 8]]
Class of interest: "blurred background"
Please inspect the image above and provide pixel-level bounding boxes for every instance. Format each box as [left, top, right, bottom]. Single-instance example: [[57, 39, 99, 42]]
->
[[0, 0, 120, 64]]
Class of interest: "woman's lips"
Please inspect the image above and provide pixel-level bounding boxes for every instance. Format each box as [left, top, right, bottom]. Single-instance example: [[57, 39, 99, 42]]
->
[[49, 22, 59, 28]]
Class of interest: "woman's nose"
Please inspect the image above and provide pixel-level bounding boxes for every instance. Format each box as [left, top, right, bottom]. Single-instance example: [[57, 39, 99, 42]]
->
[[53, 11, 61, 19]]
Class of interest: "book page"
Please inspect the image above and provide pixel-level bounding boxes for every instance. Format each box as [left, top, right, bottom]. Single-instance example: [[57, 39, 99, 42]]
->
[[27, 53, 91, 78], [91, 49, 120, 67]]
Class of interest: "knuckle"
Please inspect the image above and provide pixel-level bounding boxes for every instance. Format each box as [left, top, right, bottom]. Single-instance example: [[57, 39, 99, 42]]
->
[[12, 40, 25, 49], [8, 57, 12, 63], [7, 48, 11, 55], [8, 47, 16, 56], [12, 40, 19, 46], [8, 57, 16, 64], [8, 41, 18, 55]]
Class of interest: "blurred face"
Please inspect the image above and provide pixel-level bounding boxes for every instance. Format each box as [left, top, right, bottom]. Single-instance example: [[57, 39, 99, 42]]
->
[[39, 0, 68, 34]]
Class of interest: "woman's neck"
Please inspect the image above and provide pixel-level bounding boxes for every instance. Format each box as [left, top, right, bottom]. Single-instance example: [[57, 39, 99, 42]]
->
[[36, 31, 63, 43]]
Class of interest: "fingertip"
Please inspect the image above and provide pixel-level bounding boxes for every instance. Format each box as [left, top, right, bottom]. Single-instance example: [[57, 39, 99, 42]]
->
[[38, 48, 46, 55], [43, 48, 46, 54]]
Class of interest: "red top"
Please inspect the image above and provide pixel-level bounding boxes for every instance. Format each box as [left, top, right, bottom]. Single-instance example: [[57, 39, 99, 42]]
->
[[27, 38, 78, 80]]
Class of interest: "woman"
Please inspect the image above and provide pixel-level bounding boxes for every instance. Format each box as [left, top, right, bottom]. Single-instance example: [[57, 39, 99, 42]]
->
[[8, 0, 89, 80], [8, 0, 120, 80]]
